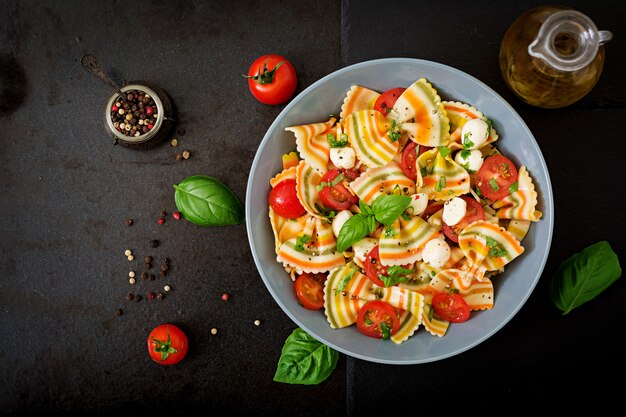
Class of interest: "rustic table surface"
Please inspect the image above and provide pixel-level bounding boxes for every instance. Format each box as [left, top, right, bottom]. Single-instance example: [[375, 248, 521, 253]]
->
[[1, 0, 624, 415]]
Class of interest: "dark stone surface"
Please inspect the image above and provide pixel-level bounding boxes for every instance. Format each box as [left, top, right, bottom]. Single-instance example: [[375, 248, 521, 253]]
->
[[0, 1, 343, 416], [342, 0, 626, 408], [2, 0, 625, 415]]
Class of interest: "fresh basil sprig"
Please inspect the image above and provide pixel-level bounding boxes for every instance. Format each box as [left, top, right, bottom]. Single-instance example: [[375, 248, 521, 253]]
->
[[380, 265, 413, 287], [336, 195, 411, 252], [274, 328, 339, 385], [550, 241, 621, 315], [173, 175, 244, 226]]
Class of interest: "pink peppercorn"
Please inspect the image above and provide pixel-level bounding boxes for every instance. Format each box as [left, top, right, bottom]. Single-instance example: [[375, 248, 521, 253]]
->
[[158, 218, 165, 225], [221, 293, 229, 301], [145, 106, 153, 115], [148, 292, 155, 300], [111, 105, 119, 112], [172, 212, 181, 220], [147, 124, 154, 129]]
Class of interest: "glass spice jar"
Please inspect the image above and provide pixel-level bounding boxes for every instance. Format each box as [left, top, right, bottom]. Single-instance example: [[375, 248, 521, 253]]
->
[[499, 5, 612, 108]]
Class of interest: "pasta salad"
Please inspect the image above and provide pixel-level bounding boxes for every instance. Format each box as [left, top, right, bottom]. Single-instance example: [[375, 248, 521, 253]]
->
[[267, 78, 542, 343]]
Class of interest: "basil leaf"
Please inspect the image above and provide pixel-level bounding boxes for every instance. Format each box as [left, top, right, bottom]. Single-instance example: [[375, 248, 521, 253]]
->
[[336, 214, 371, 252], [509, 181, 518, 193], [359, 200, 374, 216], [274, 328, 339, 385], [371, 194, 411, 226], [295, 234, 311, 252], [380, 322, 390, 340], [173, 175, 244, 226], [550, 241, 622, 315], [438, 146, 451, 158]]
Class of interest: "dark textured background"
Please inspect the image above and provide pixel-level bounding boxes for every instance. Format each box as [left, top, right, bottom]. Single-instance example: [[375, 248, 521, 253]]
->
[[1, 0, 625, 415]]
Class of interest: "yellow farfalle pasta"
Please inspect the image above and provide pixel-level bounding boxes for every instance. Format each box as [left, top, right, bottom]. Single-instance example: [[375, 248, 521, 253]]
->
[[493, 166, 543, 222], [443, 101, 499, 150], [345, 109, 398, 167], [417, 148, 470, 200], [349, 162, 415, 205]]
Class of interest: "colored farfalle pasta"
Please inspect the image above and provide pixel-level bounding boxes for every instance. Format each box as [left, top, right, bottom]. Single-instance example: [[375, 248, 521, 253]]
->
[[267, 78, 542, 343]]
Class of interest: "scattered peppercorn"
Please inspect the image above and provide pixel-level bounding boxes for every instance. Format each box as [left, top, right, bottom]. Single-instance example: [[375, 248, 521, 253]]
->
[[126, 219, 134, 226], [177, 127, 185, 135], [145, 262, 152, 270], [163, 258, 170, 265], [175, 153, 183, 161], [144, 256, 152, 264], [211, 328, 218, 335], [124, 249, 132, 256], [148, 292, 155, 300], [172, 211, 181, 220], [182, 150, 191, 159], [221, 293, 229, 301], [150, 239, 159, 248], [115, 309, 123, 317], [135, 295, 142, 302], [140, 272, 148, 280], [254, 320, 261, 326], [159, 270, 166, 277], [128, 271, 135, 278], [129, 277, 136, 285], [158, 218, 165, 225], [160, 264, 168, 272], [126, 293, 134, 301], [164, 285, 171, 292], [127, 255, 134, 261], [157, 292, 164, 300], [170, 138, 178, 147]]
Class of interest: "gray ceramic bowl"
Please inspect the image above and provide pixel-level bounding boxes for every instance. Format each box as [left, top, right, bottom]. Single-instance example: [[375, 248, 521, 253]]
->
[[246, 58, 553, 364]]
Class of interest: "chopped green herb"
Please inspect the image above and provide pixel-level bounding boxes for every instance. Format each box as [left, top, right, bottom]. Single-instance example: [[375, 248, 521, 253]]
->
[[295, 234, 312, 252], [489, 178, 500, 191], [334, 268, 357, 295], [326, 133, 348, 148], [388, 120, 401, 143], [463, 132, 474, 149], [509, 181, 518, 193], [314, 203, 336, 220], [420, 166, 428, 178], [430, 270, 436, 277], [401, 211, 411, 221], [474, 186, 483, 198], [486, 118, 493, 136], [384, 224, 398, 238], [427, 304, 434, 322], [380, 322, 391, 340], [435, 176, 446, 192], [460, 149, 471, 159], [485, 236, 498, 248], [438, 146, 451, 158]]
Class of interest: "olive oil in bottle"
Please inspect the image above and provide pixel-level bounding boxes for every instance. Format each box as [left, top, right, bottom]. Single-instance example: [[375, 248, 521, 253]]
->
[[499, 6, 612, 109]]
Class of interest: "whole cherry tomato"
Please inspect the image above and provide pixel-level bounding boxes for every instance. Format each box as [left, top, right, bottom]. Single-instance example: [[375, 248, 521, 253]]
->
[[245, 54, 297, 105], [147, 324, 189, 365]]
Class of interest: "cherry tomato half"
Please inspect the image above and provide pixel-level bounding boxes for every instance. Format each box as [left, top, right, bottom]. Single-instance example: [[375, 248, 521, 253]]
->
[[432, 292, 471, 323], [476, 155, 519, 201], [363, 245, 388, 287], [356, 300, 401, 339], [441, 196, 485, 243], [294, 273, 327, 310], [318, 168, 359, 211], [374, 87, 406, 116], [147, 324, 189, 365], [269, 179, 306, 218], [246, 54, 297, 105]]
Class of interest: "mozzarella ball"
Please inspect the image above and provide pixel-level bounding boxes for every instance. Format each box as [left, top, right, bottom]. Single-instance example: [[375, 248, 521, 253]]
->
[[407, 193, 429, 216], [331, 210, 353, 238], [422, 238, 451, 268], [352, 238, 378, 262], [461, 119, 489, 149], [455, 149, 484, 173], [442, 197, 467, 226], [329, 147, 356, 169]]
